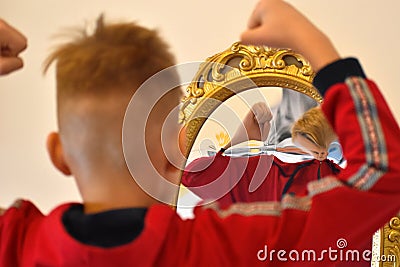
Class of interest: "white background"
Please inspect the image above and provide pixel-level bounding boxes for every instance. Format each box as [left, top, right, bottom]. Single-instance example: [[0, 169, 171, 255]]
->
[[1, 0, 399, 213]]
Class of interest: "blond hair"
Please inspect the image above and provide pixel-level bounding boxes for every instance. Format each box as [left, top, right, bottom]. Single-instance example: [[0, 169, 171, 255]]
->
[[43, 15, 182, 171], [291, 107, 336, 149], [44, 15, 179, 100]]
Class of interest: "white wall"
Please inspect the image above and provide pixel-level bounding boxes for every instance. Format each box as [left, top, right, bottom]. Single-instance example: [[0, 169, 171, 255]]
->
[[1, 0, 399, 213]]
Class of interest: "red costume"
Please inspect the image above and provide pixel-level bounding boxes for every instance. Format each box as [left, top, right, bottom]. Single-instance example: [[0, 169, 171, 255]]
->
[[1, 58, 399, 266], [182, 153, 342, 208]]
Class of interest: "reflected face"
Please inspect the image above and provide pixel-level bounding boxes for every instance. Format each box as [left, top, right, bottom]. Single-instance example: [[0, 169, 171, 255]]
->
[[293, 135, 328, 161]]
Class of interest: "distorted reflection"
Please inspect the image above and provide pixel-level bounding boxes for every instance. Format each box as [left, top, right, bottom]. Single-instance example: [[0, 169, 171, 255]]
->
[[177, 88, 345, 217]]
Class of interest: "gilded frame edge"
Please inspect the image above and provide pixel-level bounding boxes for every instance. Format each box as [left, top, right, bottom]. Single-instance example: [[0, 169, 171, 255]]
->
[[375, 215, 400, 267], [179, 42, 322, 157]]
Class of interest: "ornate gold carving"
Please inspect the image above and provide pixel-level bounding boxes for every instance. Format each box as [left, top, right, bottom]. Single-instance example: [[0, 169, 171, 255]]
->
[[374, 216, 400, 267], [389, 216, 400, 242], [179, 42, 322, 156]]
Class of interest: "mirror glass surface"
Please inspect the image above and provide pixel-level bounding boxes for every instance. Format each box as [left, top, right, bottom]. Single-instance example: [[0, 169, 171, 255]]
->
[[175, 43, 349, 219], [176, 86, 347, 218]]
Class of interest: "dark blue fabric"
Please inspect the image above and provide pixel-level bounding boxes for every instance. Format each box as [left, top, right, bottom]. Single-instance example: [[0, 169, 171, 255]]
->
[[313, 58, 366, 96], [62, 204, 147, 248]]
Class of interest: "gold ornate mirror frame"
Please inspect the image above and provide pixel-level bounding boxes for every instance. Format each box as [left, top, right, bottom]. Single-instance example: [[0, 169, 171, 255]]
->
[[179, 42, 322, 157], [179, 42, 399, 266], [372, 216, 400, 267]]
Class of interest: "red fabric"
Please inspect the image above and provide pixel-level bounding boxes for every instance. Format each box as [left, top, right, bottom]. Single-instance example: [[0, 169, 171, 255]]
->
[[182, 154, 341, 208], [0, 200, 375, 267], [0, 78, 399, 267]]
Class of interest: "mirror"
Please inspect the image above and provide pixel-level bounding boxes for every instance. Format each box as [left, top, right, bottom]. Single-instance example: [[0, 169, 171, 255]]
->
[[177, 42, 325, 211], [179, 87, 345, 209], [179, 42, 322, 155], [176, 42, 399, 266]]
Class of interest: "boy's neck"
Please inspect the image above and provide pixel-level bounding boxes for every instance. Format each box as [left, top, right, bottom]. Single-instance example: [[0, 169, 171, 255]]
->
[[75, 170, 163, 214]]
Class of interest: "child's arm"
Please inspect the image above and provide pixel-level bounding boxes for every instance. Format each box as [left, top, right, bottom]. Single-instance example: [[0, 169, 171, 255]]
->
[[0, 19, 27, 75], [241, 0, 400, 190], [185, 1, 400, 265], [223, 102, 273, 150]]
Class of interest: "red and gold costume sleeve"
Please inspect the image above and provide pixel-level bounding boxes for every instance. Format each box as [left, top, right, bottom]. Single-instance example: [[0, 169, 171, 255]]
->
[[176, 58, 400, 266]]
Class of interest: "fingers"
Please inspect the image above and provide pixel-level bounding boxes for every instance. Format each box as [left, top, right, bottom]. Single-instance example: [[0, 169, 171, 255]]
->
[[241, 0, 340, 71], [241, 0, 270, 45], [0, 19, 27, 75], [240, 26, 268, 46], [252, 102, 272, 141], [252, 102, 272, 124], [241, 0, 291, 48], [0, 19, 27, 56], [261, 120, 271, 141], [246, 0, 263, 30], [0, 56, 23, 75]]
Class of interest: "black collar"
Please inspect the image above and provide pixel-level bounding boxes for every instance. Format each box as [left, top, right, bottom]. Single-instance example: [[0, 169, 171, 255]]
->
[[62, 204, 147, 248]]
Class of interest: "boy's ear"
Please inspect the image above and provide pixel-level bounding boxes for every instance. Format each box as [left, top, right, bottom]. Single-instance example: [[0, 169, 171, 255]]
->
[[46, 132, 72, 176]]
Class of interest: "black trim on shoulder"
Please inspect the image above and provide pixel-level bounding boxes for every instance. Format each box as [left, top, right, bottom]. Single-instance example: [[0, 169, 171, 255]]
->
[[62, 204, 147, 248], [313, 58, 366, 96]]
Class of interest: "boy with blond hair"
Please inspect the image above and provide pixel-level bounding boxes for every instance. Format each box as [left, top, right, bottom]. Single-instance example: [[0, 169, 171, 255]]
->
[[292, 106, 337, 161], [182, 104, 342, 207]]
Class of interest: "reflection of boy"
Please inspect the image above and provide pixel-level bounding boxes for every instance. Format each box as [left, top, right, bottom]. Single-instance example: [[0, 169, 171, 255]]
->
[[222, 101, 274, 150], [292, 107, 337, 161], [1, 0, 400, 266], [182, 102, 342, 206]]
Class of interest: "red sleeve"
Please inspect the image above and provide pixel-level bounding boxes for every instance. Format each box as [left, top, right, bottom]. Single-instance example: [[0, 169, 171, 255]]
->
[[322, 77, 400, 192], [188, 58, 400, 266], [292, 70, 400, 254], [0, 200, 43, 266], [181, 151, 229, 188], [181, 151, 251, 201]]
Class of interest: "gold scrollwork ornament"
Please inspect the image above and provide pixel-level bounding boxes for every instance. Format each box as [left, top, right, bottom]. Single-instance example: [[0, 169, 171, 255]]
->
[[179, 42, 322, 156]]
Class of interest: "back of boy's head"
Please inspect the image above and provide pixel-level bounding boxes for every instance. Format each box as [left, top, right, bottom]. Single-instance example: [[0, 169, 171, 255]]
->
[[43, 15, 182, 175], [291, 107, 336, 149]]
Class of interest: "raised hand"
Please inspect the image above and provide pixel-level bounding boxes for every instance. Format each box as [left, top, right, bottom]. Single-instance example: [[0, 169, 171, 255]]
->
[[225, 102, 273, 149], [240, 0, 339, 72], [0, 19, 27, 75]]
